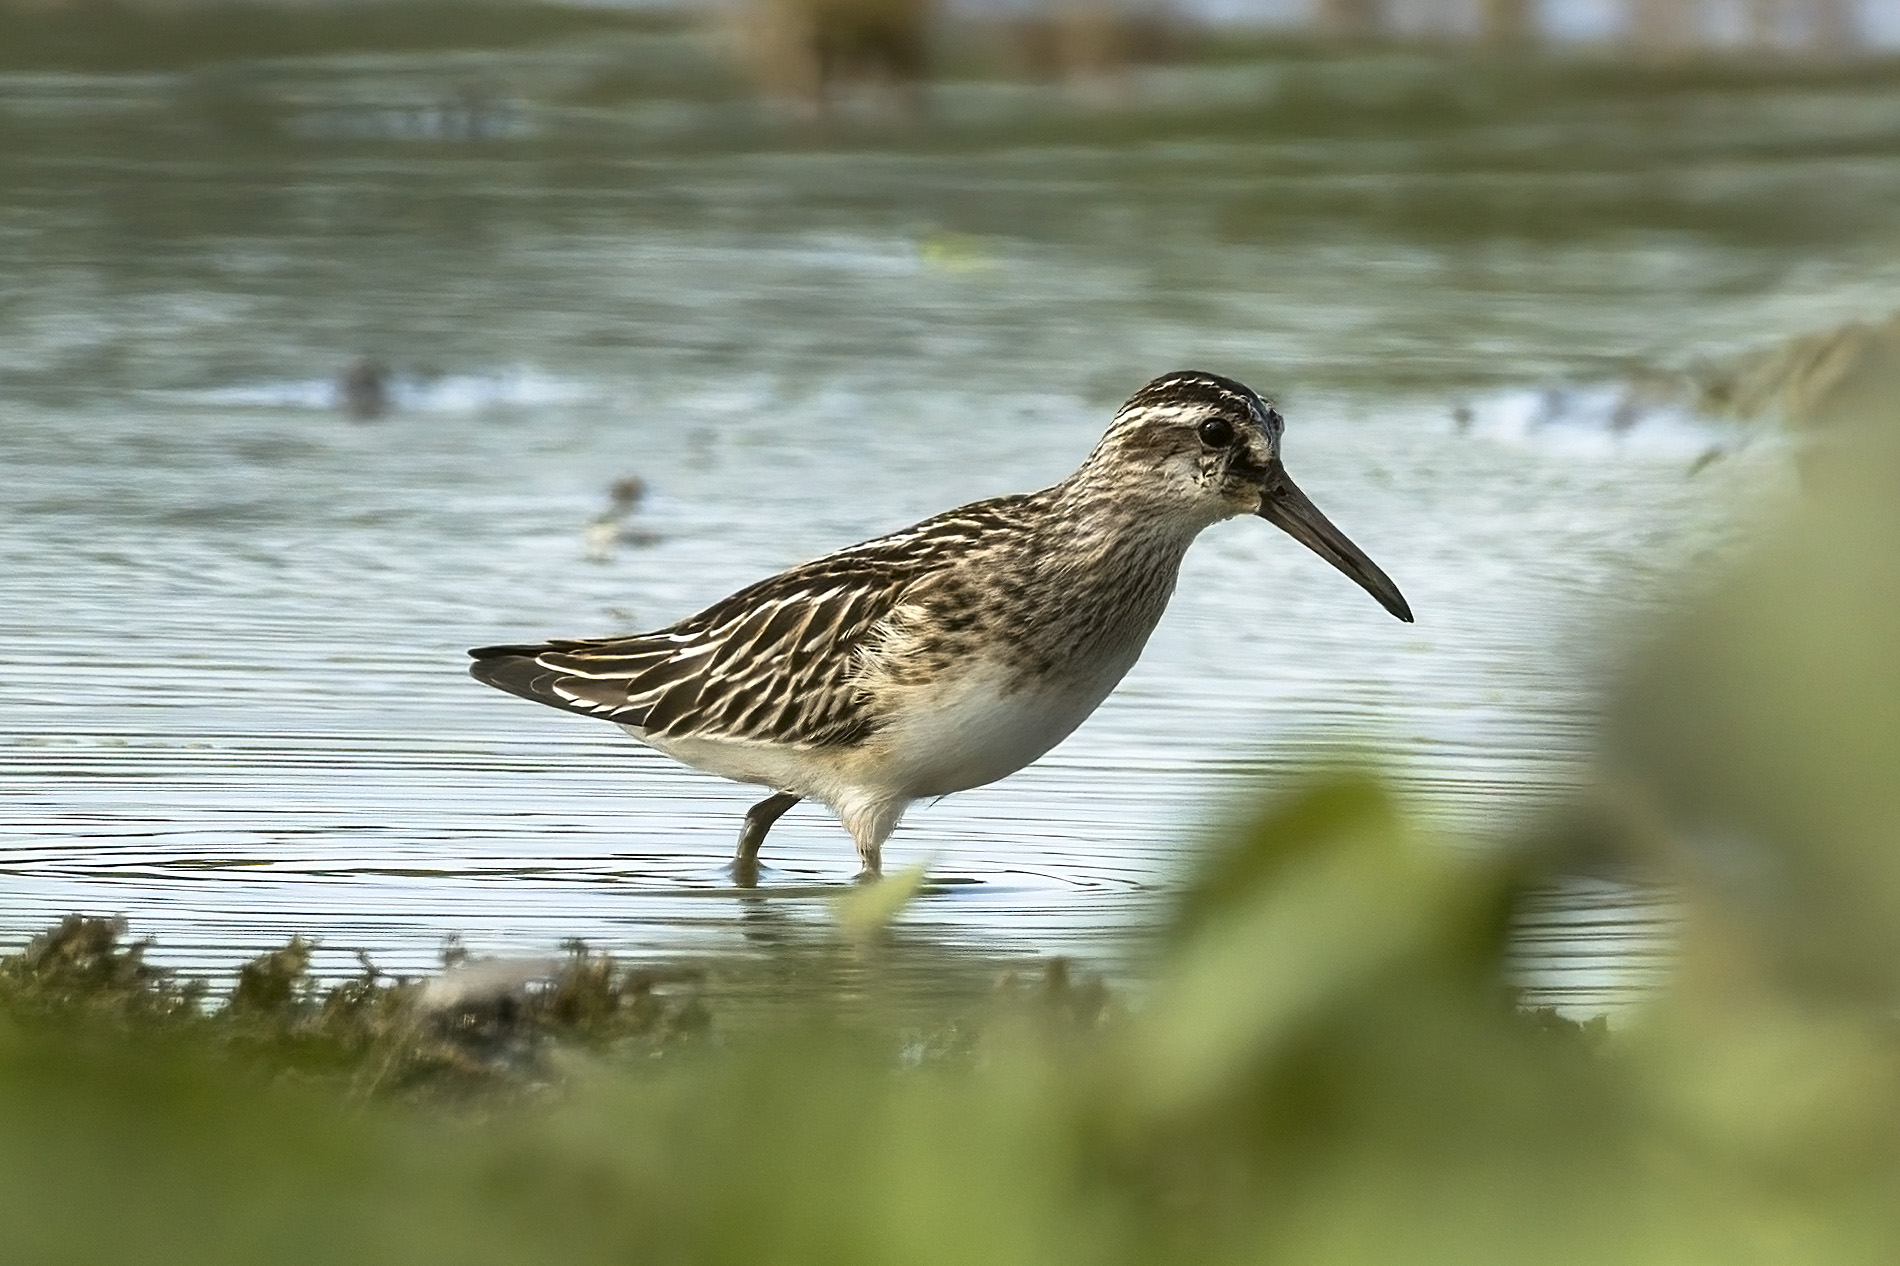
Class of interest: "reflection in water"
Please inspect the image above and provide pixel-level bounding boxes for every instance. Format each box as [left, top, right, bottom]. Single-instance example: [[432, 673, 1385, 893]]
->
[[2, 34, 1867, 1017]]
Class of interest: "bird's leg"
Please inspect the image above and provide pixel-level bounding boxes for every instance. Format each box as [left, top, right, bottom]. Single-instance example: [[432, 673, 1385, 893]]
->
[[843, 798, 906, 881], [735, 792, 800, 864]]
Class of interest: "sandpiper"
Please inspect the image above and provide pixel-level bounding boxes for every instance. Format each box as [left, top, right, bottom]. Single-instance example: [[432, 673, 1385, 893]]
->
[[471, 371, 1411, 879]]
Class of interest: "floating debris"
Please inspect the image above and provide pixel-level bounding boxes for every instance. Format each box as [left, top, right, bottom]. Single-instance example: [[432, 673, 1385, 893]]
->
[[918, 230, 995, 273], [1685, 446, 1726, 477], [337, 356, 391, 421], [583, 475, 660, 560]]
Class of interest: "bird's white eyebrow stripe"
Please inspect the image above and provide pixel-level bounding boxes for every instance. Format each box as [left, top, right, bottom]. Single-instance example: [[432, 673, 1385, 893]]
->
[[1123, 403, 1199, 423]]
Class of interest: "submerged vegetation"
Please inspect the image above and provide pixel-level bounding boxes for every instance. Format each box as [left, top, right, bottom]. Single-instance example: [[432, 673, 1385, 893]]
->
[[0, 915, 719, 1102]]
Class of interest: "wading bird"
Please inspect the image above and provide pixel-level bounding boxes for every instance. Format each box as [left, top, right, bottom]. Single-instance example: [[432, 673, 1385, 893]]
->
[[471, 371, 1411, 881]]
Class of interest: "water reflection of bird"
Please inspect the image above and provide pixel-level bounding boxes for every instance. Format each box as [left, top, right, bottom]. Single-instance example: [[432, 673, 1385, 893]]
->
[[472, 372, 1411, 883], [582, 476, 660, 560]]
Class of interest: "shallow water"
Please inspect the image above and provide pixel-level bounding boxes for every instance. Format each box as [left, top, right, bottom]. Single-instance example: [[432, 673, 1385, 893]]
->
[[6, 33, 1884, 1014]]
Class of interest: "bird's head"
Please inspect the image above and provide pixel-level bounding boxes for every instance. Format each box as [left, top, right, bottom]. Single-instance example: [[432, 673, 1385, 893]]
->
[[1080, 370, 1412, 622]]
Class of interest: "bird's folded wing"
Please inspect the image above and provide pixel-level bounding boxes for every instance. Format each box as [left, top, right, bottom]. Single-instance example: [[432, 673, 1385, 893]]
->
[[469, 495, 1032, 747], [470, 559, 914, 748]]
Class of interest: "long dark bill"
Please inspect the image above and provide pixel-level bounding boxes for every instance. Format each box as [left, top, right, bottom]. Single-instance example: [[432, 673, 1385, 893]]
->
[[1257, 463, 1414, 623]]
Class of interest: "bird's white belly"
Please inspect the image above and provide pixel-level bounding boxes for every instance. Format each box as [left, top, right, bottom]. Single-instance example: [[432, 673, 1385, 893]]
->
[[620, 725, 826, 796], [617, 655, 1136, 807], [872, 661, 1124, 799]]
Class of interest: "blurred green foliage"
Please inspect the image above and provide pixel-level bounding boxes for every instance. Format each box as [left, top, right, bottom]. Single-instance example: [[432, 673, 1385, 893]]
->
[[1612, 315, 1900, 1003]]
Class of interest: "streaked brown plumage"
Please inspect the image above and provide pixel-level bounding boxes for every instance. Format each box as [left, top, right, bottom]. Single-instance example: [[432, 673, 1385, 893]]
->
[[472, 370, 1412, 880]]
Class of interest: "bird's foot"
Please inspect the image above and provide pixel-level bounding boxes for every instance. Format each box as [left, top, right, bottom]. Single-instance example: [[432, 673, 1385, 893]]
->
[[728, 855, 763, 889]]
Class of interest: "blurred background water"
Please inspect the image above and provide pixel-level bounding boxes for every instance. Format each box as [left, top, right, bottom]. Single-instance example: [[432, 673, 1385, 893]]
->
[[3, 0, 1890, 1014]]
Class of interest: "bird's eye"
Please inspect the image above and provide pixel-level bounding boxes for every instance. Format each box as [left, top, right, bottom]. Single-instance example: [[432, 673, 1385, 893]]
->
[[1197, 417, 1235, 448]]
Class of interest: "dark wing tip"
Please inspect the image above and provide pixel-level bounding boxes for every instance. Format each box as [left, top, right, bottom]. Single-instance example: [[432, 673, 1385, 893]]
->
[[467, 648, 549, 698], [467, 644, 574, 708], [467, 641, 652, 729], [470, 642, 549, 660]]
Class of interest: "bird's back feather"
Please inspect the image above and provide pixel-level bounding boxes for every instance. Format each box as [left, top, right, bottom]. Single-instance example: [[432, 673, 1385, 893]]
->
[[468, 495, 1039, 749]]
